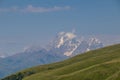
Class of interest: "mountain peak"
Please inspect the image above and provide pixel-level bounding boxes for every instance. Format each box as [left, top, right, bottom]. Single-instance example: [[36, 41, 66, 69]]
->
[[51, 32, 103, 56], [55, 32, 76, 48], [22, 31, 103, 57]]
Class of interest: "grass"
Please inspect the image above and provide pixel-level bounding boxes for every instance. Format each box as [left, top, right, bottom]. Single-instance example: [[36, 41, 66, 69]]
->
[[1, 44, 120, 80]]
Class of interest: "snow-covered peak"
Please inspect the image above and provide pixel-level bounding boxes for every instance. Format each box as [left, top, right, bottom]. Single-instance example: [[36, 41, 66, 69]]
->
[[88, 38, 102, 46], [55, 32, 76, 48], [65, 32, 76, 39], [21, 31, 103, 57], [50, 32, 104, 57], [57, 32, 76, 40], [88, 37, 103, 50]]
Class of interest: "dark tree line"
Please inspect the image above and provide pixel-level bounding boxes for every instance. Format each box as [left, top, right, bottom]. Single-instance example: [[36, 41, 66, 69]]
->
[[1, 71, 35, 80]]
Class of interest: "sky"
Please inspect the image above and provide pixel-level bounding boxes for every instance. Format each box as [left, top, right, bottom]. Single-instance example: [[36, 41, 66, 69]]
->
[[0, 0, 120, 55]]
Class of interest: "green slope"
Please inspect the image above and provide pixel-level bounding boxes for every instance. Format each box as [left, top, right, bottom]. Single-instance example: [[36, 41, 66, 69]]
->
[[1, 44, 120, 80]]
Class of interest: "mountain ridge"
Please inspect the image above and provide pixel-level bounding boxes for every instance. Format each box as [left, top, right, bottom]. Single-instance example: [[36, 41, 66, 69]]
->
[[49, 32, 103, 56], [0, 31, 103, 78], [1, 44, 120, 80]]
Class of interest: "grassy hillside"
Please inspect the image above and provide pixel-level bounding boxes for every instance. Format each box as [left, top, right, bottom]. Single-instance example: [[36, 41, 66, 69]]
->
[[1, 44, 120, 80]]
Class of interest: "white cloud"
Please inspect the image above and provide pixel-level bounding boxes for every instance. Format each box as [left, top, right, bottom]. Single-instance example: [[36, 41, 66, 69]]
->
[[0, 5, 71, 13]]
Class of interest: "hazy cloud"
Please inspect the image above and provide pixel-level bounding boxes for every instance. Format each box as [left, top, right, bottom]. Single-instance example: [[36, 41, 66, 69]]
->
[[0, 5, 71, 13]]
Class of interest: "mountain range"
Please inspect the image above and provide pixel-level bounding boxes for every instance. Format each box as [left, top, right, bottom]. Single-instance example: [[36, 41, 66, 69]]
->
[[1, 44, 120, 80], [0, 32, 103, 78]]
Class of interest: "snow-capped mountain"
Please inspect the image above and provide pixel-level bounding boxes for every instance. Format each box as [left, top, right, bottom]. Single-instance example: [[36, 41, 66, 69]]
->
[[88, 38, 103, 50], [54, 32, 77, 48], [0, 31, 104, 78], [50, 32, 80, 56], [50, 32, 103, 56]]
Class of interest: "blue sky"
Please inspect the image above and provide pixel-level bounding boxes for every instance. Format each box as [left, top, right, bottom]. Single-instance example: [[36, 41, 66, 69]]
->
[[0, 0, 120, 55]]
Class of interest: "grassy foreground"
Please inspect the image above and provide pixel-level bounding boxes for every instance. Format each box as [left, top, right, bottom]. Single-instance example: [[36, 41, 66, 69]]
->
[[1, 44, 120, 80]]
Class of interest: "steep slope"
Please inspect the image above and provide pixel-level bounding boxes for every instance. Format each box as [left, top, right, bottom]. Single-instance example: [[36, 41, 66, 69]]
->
[[2, 44, 120, 80]]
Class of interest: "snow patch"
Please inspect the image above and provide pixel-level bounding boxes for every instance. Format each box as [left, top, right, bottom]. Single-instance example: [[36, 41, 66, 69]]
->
[[65, 32, 76, 40], [56, 32, 76, 48], [64, 45, 78, 56], [86, 48, 90, 52], [57, 37, 64, 48]]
